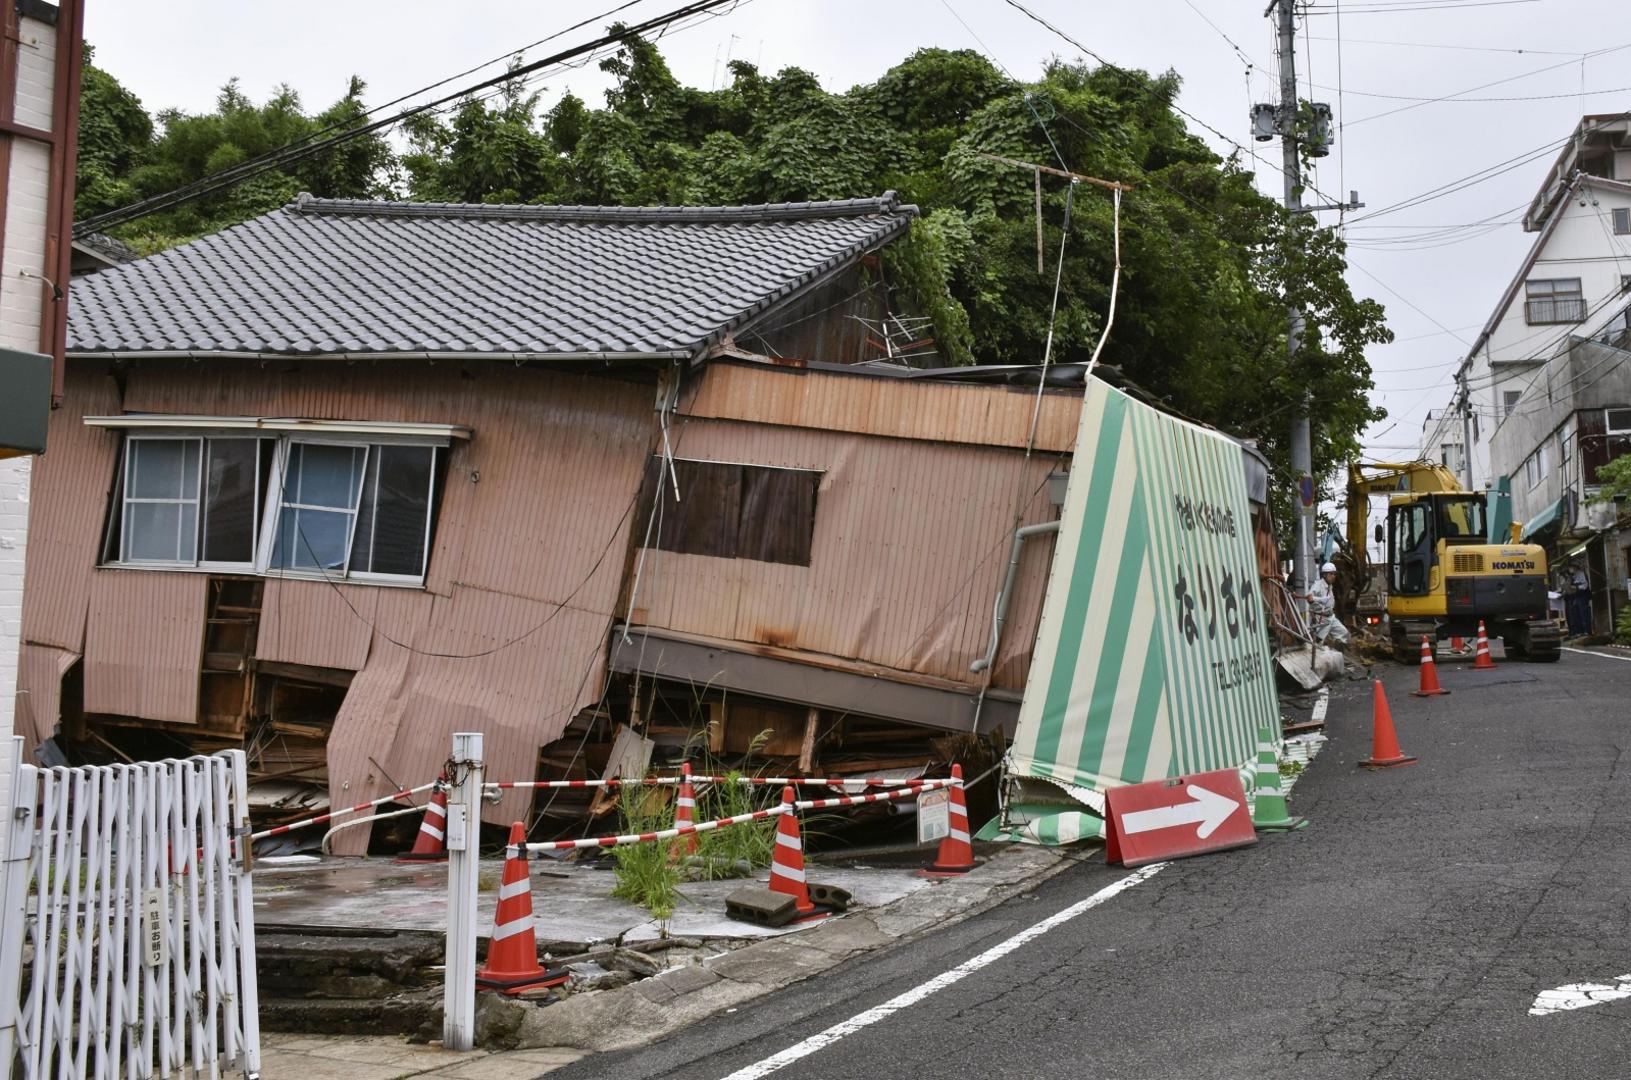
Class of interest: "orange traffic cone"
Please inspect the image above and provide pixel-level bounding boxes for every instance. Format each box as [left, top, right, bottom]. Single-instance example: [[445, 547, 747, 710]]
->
[[673, 761, 699, 859], [397, 777, 449, 862], [767, 786, 824, 920], [1413, 636, 1449, 697], [922, 764, 977, 876], [1451, 635, 1466, 651], [477, 823, 566, 994], [1360, 681, 1418, 768], [1473, 620, 1498, 670]]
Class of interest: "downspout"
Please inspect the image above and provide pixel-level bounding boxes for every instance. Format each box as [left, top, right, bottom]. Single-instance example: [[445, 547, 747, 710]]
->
[[970, 520, 1060, 673], [41, 0, 86, 408]]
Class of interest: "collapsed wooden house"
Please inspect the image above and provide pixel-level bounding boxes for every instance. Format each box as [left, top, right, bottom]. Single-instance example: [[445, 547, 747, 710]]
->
[[13, 193, 1086, 848]]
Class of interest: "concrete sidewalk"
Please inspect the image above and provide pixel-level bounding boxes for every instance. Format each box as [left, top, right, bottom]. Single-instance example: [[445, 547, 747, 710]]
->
[[261, 842, 1081, 1074], [261, 1033, 584, 1079]]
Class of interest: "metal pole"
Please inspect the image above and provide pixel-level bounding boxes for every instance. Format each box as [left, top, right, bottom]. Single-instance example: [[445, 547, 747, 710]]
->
[[1458, 374, 1475, 488], [443, 732, 484, 1051], [1275, 0, 1313, 609]]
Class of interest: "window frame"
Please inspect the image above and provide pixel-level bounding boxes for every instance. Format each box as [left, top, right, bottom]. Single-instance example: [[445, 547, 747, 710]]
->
[[1523, 277, 1586, 325], [1607, 408, 1631, 436], [1615, 207, 1631, 235], [101, 427, 446, 587], [108, 433, 275, 572], [117, 434, 204, 567]]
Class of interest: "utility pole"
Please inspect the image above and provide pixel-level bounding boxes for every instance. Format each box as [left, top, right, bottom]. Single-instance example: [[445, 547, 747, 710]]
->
[[1253, 6, 1352, 603], [1273, 0, 1314, 610]]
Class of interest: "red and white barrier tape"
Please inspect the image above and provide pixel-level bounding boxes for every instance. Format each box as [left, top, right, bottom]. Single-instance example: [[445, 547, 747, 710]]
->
[[485, 775, 933, 790], [523, 804, 791, 852], [249, 781, 440, 841], [791, 779, 952, 811], [521, 779, 951, 853]]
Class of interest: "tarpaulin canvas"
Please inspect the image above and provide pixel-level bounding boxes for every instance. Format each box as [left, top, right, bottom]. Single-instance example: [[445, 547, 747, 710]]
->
[[1001, 378, 1278, 837]]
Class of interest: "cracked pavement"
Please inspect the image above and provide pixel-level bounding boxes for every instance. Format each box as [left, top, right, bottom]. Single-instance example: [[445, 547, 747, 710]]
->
[[542, 648, 1631, 1080]]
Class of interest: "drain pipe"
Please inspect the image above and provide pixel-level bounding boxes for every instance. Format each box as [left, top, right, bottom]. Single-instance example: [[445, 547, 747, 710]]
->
[[971, 521, 1061, 673]]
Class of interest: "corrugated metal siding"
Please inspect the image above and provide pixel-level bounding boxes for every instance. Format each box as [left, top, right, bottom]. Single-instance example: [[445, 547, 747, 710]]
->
[[82, 569, 206, 724], [16, 643, 76, 746], [114, 358, 656, 853], [18, 369, 122, 651], [681, 362, 1082, 453], [635, 415, 1063, 691], [256, 580, 377, 671], [17, 360, 652, 847]]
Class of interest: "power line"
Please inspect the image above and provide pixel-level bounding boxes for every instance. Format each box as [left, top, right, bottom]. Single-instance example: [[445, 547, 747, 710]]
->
[[1307, 35, 1584, 57], [75, 0, 748, 236], [1345, 42, 1631, 127], [996, 0, 1347, 210]]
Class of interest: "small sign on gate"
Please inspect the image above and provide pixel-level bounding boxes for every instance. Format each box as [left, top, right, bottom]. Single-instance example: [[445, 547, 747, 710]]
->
[[917, 788, 950, 845], [141, 887, 167, 967]]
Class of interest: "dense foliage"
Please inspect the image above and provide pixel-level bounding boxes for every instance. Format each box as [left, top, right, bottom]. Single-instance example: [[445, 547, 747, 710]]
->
[[77, 36, 1388, 517]]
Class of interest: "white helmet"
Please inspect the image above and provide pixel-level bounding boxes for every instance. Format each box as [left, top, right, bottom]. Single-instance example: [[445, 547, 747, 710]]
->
[[1320, 562, 1337, 574]]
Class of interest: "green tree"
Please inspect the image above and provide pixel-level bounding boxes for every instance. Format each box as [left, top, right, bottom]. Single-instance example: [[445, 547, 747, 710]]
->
[[81, 37, 1388, 518], [75, 58, 392, 251]]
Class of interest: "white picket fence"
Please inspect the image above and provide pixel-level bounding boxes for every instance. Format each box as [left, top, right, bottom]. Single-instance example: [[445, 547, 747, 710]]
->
[[0, 750, 261, 1079]]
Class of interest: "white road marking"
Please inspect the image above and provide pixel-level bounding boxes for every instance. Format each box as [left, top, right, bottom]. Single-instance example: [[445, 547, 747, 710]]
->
[[1311, 685, 1329, 724], [1530, 975, 1631, 1015], [717, 863, 1168, 1080], [1561, 646, 1631, 663]]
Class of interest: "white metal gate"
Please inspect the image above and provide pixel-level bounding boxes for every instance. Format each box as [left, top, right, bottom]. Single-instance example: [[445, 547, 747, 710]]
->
[[0, 750, 261, 1079]]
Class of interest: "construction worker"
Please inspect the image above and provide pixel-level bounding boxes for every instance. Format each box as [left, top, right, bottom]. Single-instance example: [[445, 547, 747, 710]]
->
[[1306, 561, 1349, 648]]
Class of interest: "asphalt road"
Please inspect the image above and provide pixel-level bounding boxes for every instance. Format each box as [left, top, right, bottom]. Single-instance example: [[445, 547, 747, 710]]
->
[[549, 646, 1631, 1080]]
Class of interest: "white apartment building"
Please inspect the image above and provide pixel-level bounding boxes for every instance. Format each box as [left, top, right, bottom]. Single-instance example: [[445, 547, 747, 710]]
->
[[1419, 115, 1631, 489]]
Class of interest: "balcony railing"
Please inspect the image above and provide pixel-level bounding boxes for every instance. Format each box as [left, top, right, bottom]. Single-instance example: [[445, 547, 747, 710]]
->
[[1525, 297, 1587, 325]]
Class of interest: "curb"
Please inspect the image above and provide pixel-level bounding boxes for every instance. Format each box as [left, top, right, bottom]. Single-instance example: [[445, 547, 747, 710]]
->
[[508, 843, 1085, 1054]]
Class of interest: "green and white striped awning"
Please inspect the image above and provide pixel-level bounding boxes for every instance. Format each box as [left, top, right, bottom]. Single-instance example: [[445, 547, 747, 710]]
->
[[1001, 378, 1278, 841]]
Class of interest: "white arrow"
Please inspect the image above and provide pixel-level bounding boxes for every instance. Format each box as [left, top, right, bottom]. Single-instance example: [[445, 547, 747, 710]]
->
[[1529, 976, 1631, 1016], [1120, 785, 1241, 840]]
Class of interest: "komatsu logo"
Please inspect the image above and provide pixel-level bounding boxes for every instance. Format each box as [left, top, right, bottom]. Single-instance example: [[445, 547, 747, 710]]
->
[[1491, 560, 1536, 570]]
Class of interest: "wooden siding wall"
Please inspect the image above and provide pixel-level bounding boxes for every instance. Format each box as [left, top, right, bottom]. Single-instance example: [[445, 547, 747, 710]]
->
[[20, 359, 655, 852], [642, 363, 1079, 692]]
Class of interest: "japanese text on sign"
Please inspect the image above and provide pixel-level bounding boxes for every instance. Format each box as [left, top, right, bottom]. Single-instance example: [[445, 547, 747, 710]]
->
[[1173, 495, 1237, 539], [1173, 561, 1267, 693]]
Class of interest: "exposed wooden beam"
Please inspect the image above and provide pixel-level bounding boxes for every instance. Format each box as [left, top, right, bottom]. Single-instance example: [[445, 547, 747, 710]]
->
[[975, 151, 1133, 192]]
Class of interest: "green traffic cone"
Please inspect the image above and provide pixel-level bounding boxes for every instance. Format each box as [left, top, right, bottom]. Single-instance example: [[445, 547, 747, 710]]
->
[[1252, 726, 1307, 832]]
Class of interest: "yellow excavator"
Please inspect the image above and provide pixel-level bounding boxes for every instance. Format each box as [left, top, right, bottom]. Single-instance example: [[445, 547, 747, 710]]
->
[[1338, 461, 1560, 663]]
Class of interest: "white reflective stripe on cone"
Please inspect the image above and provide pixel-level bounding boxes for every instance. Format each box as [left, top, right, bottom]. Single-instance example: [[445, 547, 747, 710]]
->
[[776, 832, 802, 849], [420, 822, 445, 841], [491, 915, 534, 942], [950, 829, 971, 842], [678, 797, 696, 808], [770, 863, 805, 883], [497, 878, 531, 902], [425, 801, 446, 818]]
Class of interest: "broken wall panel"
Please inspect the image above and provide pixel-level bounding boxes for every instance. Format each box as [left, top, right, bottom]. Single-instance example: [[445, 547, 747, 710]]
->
[[325, 592, 615, 854], [19, 369, 122, 653], [82, 569, 207, 725], [680, 361, 1082, 454], [16, 643, 77, 746], [255, 579, 378, 672]]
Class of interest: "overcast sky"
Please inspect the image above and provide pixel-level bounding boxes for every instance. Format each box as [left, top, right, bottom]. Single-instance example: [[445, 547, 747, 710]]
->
[[81, 0, 1631, 458]]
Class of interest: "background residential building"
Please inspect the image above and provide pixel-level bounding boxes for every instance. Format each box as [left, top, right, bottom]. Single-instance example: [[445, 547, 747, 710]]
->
[[1419, 115, 1631, 490]]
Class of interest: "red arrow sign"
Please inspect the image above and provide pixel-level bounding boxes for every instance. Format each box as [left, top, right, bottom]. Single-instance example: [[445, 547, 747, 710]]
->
[[1104, 769, 1257, 867]]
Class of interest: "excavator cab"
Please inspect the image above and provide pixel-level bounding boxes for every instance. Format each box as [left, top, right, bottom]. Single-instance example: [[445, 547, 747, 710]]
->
[[1382, 491, 1559, 663], [1345, 462, 1561, 664]]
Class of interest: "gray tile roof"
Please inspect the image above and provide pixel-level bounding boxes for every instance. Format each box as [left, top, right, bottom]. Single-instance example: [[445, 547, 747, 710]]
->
[[67, 193, 916, 359]]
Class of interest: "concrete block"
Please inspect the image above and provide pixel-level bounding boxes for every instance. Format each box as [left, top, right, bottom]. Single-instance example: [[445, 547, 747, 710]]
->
[[725, 885, 797, 928]]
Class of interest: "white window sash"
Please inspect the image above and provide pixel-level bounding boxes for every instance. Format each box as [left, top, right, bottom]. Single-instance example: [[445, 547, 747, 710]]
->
[[109, 430, 441, 587], [119, 435, 203, 567]]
